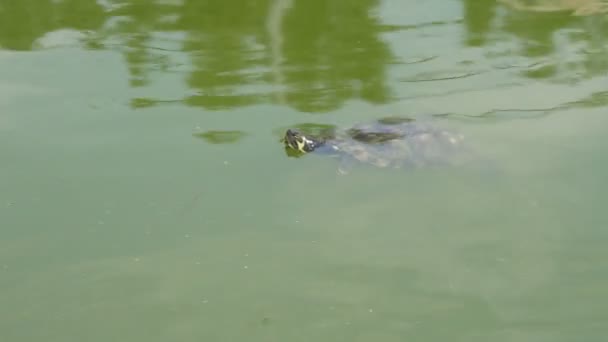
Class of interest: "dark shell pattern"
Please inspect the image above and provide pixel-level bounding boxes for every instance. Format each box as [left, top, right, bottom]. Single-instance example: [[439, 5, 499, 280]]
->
[[326, 119, 466, 169]]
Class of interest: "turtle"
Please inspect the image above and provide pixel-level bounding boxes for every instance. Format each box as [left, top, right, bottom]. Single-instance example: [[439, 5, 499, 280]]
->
[[281, 116, 467, 173]]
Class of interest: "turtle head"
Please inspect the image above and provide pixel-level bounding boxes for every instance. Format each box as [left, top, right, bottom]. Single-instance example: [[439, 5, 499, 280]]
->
[[283, 129, 323, 153]]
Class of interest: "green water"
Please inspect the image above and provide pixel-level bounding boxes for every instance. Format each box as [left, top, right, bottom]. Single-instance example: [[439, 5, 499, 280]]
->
[[1, 0, 608, 341]]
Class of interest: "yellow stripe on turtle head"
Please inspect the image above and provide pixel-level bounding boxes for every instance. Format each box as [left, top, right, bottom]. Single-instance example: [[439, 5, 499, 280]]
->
[[296, 139, 307, 152]]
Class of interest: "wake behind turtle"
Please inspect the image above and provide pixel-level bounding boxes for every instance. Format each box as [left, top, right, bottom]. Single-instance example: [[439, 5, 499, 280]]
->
[[282, 116, 468, 173]]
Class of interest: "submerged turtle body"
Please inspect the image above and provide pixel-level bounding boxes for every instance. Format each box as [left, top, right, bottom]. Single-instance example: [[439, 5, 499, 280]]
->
[[283, 117, 466, 171]]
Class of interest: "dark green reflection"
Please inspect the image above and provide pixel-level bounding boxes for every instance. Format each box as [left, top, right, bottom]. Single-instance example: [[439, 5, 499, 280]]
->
[[130, 97, 182, 109], [1, 0, 607, 110], [462, 0, 497, 46], [0, 0, 394, 112], [462, 0, 608, 82], [565, 91, 608, 109], [0, 0, 106, 50], [193, 130, 248, 144], [177, 0, 394, 112], [279, 0, 393, 112]]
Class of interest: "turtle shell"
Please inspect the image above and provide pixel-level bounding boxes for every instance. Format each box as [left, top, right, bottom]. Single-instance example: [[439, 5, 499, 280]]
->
[[328, 118, 465, 169]]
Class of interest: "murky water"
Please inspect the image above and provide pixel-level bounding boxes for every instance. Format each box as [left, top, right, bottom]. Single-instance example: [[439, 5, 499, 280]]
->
[[1, 0, 608, 341]]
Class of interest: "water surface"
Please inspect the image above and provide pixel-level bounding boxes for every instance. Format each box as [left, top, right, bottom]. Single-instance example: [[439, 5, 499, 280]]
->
[[1, 0, 608, 341]]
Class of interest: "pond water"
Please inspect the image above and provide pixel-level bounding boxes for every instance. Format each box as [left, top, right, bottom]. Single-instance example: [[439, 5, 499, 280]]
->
[[1, 0, 607, 341]]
